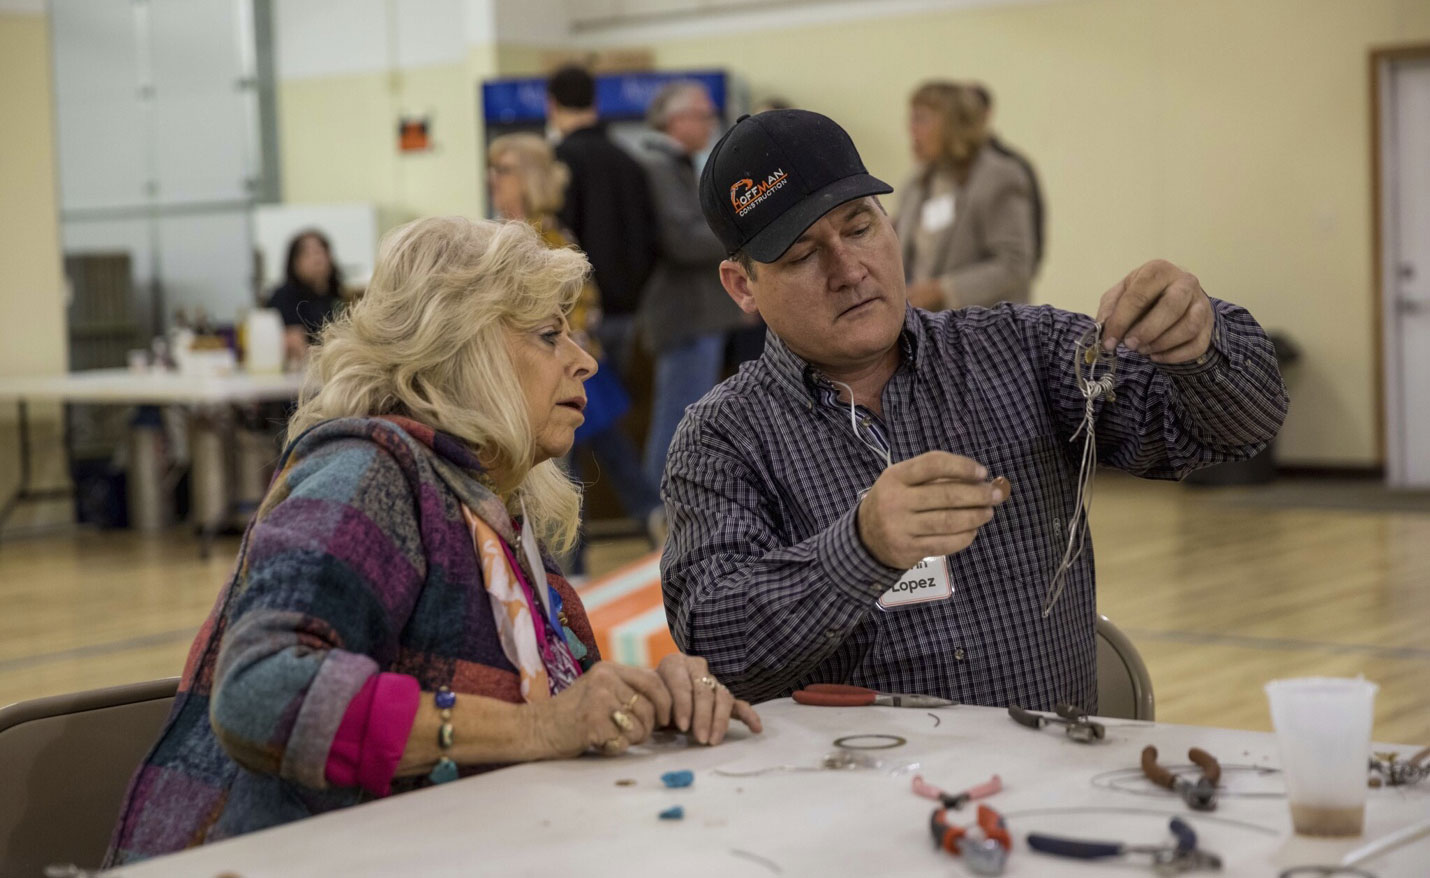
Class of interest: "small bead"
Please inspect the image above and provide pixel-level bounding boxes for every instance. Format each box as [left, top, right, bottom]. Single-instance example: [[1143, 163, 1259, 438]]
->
[[438, 722, 454, 749], [435, 686, 456, 710], [429, 757, 458, 784]]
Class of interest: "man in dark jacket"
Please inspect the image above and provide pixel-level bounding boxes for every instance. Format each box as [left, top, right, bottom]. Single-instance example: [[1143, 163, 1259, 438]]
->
[[970, 82, 1045, 274], [635, 80, 746, 488], [547, 65, 657, 376]]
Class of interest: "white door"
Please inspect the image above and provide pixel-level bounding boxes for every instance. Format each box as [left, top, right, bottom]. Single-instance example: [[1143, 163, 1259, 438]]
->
[[1384, 57, 1430, 487]]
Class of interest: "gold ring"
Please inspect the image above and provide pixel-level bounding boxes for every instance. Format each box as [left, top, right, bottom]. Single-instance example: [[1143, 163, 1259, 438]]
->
[[697, 675, 718, 691], [601, 737, 625, 755], [625, 694, 640, 711], [611, 709, 635, 732]]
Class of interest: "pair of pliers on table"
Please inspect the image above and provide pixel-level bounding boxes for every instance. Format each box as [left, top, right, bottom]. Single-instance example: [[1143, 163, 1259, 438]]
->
[[930, 803, 1012, 875], [792, 683, 955, 708], [1007, 704, 1106, 742], [1142, 746, 1221, 810], [1028, 816, 1223, 875]]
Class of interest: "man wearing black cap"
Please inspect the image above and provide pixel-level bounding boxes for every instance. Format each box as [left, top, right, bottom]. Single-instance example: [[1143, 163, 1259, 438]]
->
[[658, 109, 1287, 710]]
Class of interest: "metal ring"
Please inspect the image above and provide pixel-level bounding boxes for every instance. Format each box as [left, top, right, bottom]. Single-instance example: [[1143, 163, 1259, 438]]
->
[[834, 734, 907, 750], [624, 694, 640, 711], [697, 675, 718, 690], [611, 709, 634, 732], [600, 737, 625, 755]]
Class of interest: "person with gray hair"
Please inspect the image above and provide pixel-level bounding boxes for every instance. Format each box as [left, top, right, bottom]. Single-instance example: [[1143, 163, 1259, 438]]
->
[[635, 80, 746, 489]]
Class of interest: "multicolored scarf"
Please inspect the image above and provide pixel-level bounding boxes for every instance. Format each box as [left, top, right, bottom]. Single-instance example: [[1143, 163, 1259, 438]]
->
[[462, 507, 581, 699]]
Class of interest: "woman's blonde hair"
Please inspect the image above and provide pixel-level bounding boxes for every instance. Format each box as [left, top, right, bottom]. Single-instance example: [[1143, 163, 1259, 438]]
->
[[910, 80, 987, 169], [488, 133, 571, 219], [287, 216, 589, 552]]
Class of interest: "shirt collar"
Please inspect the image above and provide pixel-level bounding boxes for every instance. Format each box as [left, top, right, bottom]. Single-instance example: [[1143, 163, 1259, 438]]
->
[[761, 306, 927, 402]]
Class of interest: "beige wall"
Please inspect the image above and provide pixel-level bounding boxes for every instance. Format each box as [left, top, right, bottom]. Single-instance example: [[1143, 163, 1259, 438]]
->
[[278, 45, 500, 229], [277, 0, 1430, 466], [0, 12, 69, 531]]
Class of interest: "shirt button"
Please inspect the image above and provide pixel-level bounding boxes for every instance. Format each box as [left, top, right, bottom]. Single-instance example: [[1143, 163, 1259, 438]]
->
[[825, 628, 841, 640], [954, 647, 966, 661]]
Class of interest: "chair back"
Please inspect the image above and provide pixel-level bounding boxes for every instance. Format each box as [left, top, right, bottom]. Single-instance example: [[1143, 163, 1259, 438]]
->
[[0, 678, 178, 876], [1095, 614, 1155, 720]]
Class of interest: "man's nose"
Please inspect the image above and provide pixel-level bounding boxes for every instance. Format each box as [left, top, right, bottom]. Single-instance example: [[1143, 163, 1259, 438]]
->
[[826, 240, 867, 289]]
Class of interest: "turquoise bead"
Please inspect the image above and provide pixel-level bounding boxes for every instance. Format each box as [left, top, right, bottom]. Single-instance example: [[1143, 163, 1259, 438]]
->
[[429, 757, 458, 784]]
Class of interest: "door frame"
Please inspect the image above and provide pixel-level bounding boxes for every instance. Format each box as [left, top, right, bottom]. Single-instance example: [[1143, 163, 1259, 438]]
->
[[1371, 43, 1430, 486]]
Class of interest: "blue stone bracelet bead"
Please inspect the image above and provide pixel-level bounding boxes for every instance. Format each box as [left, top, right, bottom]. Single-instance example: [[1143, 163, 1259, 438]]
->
[[429, 686, 458, 784]]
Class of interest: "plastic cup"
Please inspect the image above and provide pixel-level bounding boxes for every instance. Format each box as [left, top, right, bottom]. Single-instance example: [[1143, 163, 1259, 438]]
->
[[1264, 676, 1378, 837]]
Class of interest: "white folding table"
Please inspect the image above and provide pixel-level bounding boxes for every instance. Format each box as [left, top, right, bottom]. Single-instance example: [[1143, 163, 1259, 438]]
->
[[0, 369, 303, 551], [111, 700, 1429, 877]]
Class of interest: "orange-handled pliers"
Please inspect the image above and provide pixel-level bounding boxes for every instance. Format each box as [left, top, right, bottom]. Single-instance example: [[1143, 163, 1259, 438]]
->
[[931, 803, 1011, 875], [792, 683, 955, 708]]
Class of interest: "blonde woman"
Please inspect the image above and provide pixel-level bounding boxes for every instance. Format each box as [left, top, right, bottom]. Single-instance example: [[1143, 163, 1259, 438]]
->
[[488, 133, 664, 568], [894, 80, 1036, 311], [105, 217, 760, 866]]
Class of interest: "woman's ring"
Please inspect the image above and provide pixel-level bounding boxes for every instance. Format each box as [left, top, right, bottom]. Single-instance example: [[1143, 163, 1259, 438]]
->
[[624, 694, 640, 711], [697, 675, 718, 691], [611, 709, 635, 732], [601, 737, 625, 755]]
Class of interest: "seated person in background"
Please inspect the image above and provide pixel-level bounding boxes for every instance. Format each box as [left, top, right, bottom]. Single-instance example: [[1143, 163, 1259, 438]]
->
[[895, 81, 1036, 310], [267, 229, 344, 365], [660, 110, 1287, 711], [106, 217, 760, 866]]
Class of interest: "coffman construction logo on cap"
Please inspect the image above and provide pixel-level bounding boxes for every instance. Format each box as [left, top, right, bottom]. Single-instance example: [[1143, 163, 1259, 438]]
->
[[729, 169, 789, 217]]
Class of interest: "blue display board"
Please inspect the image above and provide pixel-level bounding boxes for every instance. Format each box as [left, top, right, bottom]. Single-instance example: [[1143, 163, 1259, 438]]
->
[[482, 70, 727, 124]]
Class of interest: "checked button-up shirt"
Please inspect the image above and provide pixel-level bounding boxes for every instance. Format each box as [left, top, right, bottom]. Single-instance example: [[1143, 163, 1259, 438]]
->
[[659, 302, 1287, 709]]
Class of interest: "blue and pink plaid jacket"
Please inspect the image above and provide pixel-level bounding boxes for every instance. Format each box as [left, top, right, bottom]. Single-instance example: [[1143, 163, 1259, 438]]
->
[[105, 416, 599, 865]]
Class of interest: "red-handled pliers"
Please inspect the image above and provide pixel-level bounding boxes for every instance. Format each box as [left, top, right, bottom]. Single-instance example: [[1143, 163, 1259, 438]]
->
[[792, 683, 956, 708], [931, 803, 1011, 875]]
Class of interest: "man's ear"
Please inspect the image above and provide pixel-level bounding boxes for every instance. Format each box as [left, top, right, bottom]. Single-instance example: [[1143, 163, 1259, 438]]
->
[[719, 260, 761, 315]]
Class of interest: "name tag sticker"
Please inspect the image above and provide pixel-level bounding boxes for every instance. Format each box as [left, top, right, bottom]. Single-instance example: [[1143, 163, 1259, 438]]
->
[[877, 555, 954, 611], [920, 194, 955, 233]]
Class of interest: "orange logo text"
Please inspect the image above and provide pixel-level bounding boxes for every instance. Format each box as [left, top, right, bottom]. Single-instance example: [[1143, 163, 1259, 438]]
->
[[730, 169, 789, 217]]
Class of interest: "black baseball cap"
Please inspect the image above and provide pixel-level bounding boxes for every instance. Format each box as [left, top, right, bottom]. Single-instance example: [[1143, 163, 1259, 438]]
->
[[699, 109, 892, 263]]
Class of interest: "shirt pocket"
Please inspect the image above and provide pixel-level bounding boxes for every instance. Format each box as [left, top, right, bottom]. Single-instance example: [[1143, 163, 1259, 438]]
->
[[954, 432, 1074, 587]]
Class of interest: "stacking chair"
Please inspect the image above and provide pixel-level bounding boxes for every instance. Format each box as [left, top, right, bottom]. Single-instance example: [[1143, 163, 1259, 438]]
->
[[1095, 614, 1156, 720], [0, 678, 178, 876]]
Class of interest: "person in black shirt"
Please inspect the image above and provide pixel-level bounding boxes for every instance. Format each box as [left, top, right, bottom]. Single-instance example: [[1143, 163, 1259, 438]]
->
[[267, 229, 344, 365], [546, 66, 657, 378]]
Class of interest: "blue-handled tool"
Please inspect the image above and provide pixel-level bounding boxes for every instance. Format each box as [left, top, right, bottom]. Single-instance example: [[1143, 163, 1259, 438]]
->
[[1027, 817, 1222, 874]]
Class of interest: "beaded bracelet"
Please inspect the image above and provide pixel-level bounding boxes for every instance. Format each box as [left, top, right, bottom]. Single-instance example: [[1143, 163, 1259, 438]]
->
[[428, 685, 458, 784]]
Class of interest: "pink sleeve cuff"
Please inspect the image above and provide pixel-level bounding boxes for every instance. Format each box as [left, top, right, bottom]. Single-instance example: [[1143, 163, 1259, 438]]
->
[[324, 672, 421, 797]]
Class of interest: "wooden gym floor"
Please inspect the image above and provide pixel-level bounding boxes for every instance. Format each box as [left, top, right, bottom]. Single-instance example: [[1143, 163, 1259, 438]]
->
[[0, 474, 1426, 744]]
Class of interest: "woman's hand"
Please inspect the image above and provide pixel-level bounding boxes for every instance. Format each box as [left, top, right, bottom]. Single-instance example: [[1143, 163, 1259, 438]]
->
[[527, 662, 672, 758], [655, 654, 763, 746]]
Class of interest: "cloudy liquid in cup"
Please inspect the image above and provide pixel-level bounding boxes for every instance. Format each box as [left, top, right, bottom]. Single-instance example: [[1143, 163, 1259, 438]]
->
[[1290, 803, 1365, 837]]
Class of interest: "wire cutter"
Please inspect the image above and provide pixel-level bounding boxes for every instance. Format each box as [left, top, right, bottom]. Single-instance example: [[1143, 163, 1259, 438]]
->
[[1007, 703, 1106, 742], [792, 683, 955, 708], [1028, 816, 1223, 875], [1142, 746, 1221, 810], [930, 803, 1011, 875]]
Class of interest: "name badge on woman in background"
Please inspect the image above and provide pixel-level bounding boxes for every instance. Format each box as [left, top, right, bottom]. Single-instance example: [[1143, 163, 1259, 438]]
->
[[919, 193, 955, 233]]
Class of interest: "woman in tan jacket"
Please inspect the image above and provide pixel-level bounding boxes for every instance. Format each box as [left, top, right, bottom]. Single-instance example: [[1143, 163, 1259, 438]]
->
[[895, 81, 1037, 311]]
